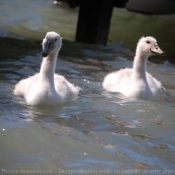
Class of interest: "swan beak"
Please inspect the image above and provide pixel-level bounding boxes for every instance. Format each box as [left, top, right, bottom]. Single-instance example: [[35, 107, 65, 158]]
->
[[150, 44, 165, 56], [42, 40, 53, 57], [42, 49, 49, 57]]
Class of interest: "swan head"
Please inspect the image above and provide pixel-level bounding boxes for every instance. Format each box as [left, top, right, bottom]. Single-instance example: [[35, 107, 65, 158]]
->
[[136, 36, 165, 57], [42, 31, 62, 57]]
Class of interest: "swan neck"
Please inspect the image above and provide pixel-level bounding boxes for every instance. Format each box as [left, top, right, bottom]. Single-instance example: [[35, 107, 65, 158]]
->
[[39, 51, 58, 85], [132, 52, 148, 82]]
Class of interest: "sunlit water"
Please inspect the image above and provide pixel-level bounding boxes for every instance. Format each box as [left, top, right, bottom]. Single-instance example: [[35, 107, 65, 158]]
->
[[0, 1, 175, 175]]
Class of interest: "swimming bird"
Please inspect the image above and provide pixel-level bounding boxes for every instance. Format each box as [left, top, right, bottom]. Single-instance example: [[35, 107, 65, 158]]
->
[[14, 31, 79, 105], [103, 36, 165, 100]]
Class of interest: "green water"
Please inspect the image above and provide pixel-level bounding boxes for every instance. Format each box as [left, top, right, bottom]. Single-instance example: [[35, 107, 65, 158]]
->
[[0, 0, 175, 62], [0, 1, 175, 175], [110, 9, 175, 61]]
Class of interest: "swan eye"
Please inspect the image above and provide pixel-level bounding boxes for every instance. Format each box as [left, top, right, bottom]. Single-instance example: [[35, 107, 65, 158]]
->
[[54, 39, 57, 42], [146, 41, 150, 44]]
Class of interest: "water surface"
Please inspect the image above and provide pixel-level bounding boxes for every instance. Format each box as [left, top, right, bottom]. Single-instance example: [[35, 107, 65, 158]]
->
[[0, 0, 175, 61], [1, 36, 175, 175], [0, 1, 175, 175]]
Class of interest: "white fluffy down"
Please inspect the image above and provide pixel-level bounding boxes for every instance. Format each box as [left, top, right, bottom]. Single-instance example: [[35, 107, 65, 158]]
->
[[103, 36, 164, 100], [103, 68, 162, 99], [14, 73, 79, 105], [14, 31, 79, 105]]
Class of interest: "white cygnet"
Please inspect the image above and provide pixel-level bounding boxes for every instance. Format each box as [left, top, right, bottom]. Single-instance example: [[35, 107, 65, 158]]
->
[[103, 36, 165, 100], [14, 31, 79, 105]]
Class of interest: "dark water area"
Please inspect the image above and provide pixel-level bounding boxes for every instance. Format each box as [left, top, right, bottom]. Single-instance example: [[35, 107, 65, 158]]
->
[[0, 0, 175, 62], [0, 1, 175, 175]]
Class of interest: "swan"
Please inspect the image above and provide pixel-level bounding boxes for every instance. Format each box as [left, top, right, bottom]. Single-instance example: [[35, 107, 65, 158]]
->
[[103, 36, 165, 100], [14, 31, 79, 105]]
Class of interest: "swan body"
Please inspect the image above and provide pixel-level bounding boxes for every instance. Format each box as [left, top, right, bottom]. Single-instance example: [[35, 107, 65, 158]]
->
[[103, 36, 165, 100], [14, 31, 79, 105]]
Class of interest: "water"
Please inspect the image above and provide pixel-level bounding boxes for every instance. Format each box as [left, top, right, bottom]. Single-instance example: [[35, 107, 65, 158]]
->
[[0, 1, 175, 175], [0, 0, 175, 62]]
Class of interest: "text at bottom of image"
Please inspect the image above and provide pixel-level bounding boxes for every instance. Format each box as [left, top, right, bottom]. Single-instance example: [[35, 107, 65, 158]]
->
[[2, 168, 175, 174]]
